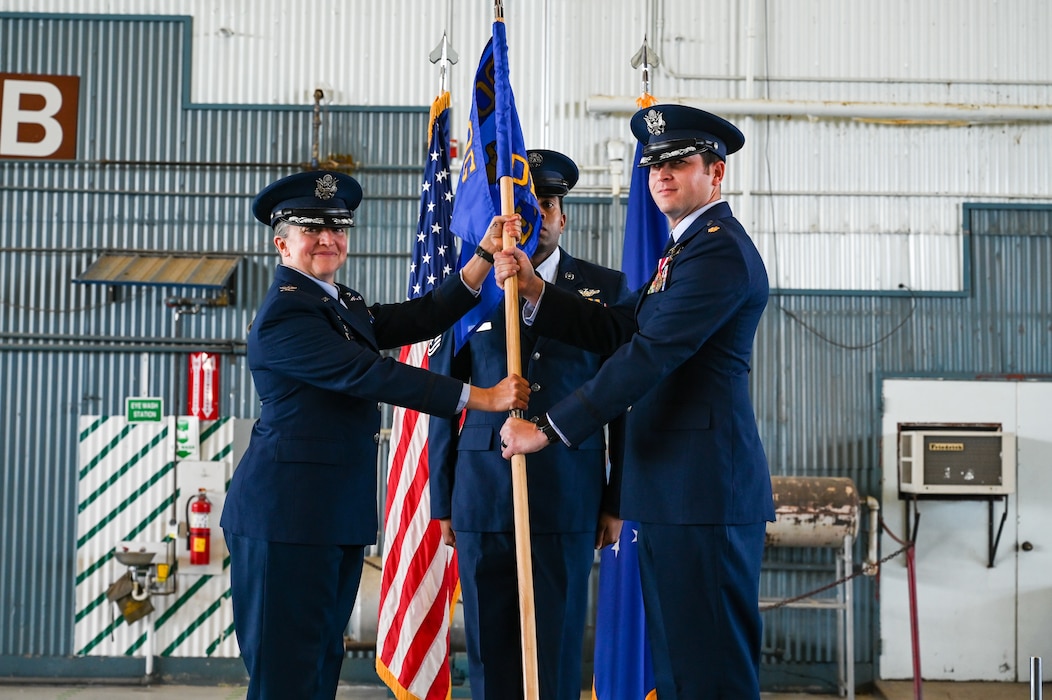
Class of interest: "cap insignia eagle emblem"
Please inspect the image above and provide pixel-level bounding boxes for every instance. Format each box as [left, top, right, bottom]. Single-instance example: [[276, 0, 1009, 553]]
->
[[644, 109, 666, 135], [528, 152, 544, 167], [315, 173, 338, 200]]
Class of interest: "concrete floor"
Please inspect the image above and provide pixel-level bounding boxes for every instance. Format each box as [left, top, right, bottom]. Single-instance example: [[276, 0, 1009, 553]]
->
[[0, 680, 1045, 699], [0, 687, 850, 700]]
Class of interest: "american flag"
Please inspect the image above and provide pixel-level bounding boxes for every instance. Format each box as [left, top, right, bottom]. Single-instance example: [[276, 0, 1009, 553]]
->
[[376, 91, 460, 700]]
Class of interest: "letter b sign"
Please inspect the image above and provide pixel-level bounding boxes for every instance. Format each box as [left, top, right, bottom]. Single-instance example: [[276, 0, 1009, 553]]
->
[[0, 73, 80, 159]]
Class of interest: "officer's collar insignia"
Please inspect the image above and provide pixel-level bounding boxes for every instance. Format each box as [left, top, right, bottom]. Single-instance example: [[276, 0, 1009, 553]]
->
[[578, 288, 600, 298], [708, 225, 720, 233], [315, 173, 338, 200], [563, 271, 576, 281], [644, 109, 666, 135], [427, 334, 442, 356], [279, 285, 297, 292], [321, 296, 332, 303]]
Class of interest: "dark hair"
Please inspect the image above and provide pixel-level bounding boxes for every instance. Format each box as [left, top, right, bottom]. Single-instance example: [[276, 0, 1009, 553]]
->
[[701, 151, 722, 168]]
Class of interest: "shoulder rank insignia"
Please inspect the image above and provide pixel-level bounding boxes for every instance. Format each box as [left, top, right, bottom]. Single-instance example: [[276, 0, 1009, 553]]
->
[[346, 294, 363, 303], [578, 288, 600, 298], [708, 225, 721, 233], [279, 285, 297, 292]]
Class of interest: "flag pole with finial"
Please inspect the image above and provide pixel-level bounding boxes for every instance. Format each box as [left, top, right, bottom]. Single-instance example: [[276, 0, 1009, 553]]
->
[[494, 1, 541, 698]]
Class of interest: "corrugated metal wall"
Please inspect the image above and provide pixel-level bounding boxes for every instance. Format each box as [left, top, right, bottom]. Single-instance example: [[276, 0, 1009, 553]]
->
[[2, 4, 1051, 691], [1, 1, 1048, 298], [0, 12, 431, 667]]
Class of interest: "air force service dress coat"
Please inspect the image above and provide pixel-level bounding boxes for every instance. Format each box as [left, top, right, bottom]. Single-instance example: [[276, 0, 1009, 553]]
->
[[532, 202, 774, 526], [221, 263, 478, 546]]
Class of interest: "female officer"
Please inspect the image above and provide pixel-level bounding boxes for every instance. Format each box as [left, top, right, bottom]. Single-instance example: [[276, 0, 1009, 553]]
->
[[221, 170, 529, 699]]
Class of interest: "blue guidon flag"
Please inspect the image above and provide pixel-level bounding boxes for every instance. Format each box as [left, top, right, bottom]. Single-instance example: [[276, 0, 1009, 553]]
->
[[449, 18, 541, 352]]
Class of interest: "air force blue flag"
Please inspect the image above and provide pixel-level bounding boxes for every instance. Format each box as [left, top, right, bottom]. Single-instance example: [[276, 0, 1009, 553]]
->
[[593, 97, 663, 700], [450, 19, 541, 353], [620, 138, 670, 293]]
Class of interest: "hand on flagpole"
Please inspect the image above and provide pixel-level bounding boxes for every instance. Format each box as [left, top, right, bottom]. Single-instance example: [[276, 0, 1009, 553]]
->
[[461, 214, 523, 290], [466, 375, 530, 413], [482, 213, 522, 255], [494, 246, 543, 303], [499, 415, 549, 459]]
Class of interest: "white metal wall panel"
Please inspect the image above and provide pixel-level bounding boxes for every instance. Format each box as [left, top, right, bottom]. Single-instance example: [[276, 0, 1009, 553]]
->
[[5, 1, 1050, 290], [74, 415, 240, 659]]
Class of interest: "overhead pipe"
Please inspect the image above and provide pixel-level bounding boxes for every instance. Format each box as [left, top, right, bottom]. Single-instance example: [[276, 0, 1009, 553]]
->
[[586, 95, 1052, 124]]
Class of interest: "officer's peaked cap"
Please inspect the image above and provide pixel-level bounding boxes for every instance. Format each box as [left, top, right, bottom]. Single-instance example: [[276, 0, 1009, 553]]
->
[[630, 104, 744, 167], [527, 149, 579, 197], [252, 170, 363, 228]]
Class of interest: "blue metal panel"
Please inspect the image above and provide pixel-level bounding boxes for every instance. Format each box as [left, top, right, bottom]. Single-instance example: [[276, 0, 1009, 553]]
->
[[0, 14, 428, 659]]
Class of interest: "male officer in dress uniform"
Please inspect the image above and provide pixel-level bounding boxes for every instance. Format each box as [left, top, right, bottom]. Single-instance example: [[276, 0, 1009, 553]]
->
[[496, 108, 774, 699], [429, 150, 630, 699], [221, 170, 529, 700]]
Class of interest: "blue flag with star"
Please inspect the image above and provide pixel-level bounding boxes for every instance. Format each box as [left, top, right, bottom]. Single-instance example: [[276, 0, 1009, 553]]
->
[[593, 98, 662, 700], [407, 92, 457, 300], [449, 19, 541, 352]]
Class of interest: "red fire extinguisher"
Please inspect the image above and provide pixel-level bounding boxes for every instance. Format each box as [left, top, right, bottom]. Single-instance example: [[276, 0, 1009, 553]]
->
[[186, 488, 212, 566]]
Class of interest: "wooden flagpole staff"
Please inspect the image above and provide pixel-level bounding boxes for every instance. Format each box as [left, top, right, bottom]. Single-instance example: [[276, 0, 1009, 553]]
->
[[491, 3, 539, 696], [500, 183, 541, 700]]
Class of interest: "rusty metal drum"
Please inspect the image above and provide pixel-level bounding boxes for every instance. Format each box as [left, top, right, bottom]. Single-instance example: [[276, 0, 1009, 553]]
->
[[765, 476, 860, 547]]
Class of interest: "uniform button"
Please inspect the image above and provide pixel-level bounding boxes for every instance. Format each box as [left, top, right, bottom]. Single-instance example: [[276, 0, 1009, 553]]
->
[[373, 433, 381, 444], [530, 383, 541, 392], [376, 402, 382, 411], [532, 352, 541, 360]]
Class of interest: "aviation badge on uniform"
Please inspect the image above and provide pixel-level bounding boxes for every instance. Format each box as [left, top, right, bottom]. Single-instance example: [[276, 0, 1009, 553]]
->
[[427, 334, 443, 357]]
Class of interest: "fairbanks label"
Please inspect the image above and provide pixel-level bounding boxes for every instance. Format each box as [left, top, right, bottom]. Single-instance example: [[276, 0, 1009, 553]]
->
[[928, 442, 965, 452]]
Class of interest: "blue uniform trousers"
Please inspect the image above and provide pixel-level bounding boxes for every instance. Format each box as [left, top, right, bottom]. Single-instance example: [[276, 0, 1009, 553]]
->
[[456, 531, 595, 700], [637, 522, 766, 700], [225, 533, 365, 700]]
